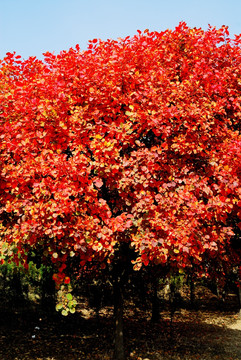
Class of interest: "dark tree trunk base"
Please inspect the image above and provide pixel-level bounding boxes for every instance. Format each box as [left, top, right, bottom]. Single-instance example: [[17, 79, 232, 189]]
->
[[113, 279, 125, 360]]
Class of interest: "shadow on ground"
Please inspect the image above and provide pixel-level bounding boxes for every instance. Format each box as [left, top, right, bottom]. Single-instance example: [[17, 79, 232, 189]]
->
[[0, 303, 241, 360]]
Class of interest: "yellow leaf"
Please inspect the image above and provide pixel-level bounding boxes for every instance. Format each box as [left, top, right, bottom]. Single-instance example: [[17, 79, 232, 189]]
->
[[59, 121, 67, 129]]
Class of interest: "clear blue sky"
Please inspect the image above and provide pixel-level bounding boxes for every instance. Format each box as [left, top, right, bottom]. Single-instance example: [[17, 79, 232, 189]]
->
[[1, 0, 241, 60]]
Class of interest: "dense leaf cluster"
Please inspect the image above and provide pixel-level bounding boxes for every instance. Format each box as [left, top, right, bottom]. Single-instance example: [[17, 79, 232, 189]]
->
[[1, 22, 241, 287]]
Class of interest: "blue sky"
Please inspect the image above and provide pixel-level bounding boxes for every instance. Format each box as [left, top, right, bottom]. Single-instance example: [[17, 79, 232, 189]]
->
[[1, 0, 241, 60]]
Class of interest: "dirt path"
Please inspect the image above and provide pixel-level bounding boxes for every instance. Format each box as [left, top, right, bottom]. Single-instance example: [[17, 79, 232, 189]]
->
[[222, 317, 241, 360], [152, 308, 241, 360], [199, 311, 241, 360], [227, 313, 241, 330]]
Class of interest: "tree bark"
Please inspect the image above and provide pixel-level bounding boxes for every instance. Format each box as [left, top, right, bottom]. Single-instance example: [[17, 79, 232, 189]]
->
[[190, 272, 195, 308], [238, 268, 241, 318], [113, 278, 125, 360], [151, 277, 159, 323], [41, 266, 56, 312], [238, 287, 241, 306]]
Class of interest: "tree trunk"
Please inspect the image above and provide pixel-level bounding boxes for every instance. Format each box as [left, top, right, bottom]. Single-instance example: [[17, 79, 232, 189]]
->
[[113, 278, 125, 360], [41, 266, 56, 313], [238, 287, 241, 305], [238, 288, 241, 316], [11, 269, 24, 305], [151, 277, 159, 323], [238, 268, 241, 318], [190, 273, 195, 308]]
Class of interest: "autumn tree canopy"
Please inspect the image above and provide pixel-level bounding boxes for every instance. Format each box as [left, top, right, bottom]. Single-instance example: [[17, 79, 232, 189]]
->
[[1, 22, 241, 285]]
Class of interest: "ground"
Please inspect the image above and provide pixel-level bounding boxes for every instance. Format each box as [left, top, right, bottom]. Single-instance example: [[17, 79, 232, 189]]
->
[[0, 287, 241, 360]]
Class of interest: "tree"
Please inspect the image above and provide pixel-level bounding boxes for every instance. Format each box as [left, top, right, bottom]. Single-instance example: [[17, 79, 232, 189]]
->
[[1, 22, 241, 359]]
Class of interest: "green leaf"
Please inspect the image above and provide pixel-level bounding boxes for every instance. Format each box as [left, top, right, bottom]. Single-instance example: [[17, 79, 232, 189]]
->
[[125, 111, 132, 116], [57, 290, 63, 297], [62, 309, 68, 316], [68, 300, 74, 307], [66, 293, 73, 301], [56, 303, 63, 311]]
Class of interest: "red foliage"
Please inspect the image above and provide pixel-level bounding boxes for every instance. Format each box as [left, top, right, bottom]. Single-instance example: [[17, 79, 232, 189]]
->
[[1, 23, 241, 283]]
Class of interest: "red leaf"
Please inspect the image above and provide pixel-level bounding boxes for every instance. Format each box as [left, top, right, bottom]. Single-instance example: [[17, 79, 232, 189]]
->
[[64, 276, 71, 284]]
